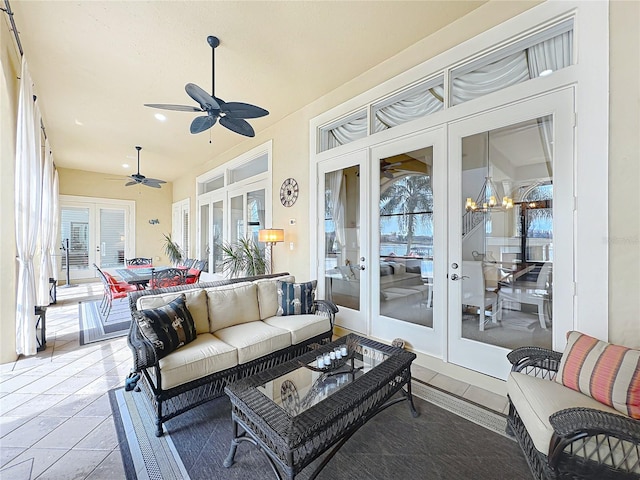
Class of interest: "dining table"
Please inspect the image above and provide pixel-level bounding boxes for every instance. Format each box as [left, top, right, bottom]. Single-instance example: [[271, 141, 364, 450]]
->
[[115, 266, 193, 289]]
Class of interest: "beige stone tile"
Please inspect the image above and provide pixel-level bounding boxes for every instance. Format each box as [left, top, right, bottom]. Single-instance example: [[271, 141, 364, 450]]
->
[[75, 418, 118, 450], [428, 373, 470, 397], [0, 457, 32, 480], [36, 449, 111, 480], [76, 394, 112, 418], [0, 375, 40, 394], [32, 416, 104, 449], [85, 449, 126, 480], [42, 376, 92, 395], [40, 394, 101, 418], [0, 393, 38, 415], [2, 447, 68, 478], [3, 393, 68, 417], [0, 416, 67, 448], [13, 375, 65, 394], [74, 376, 123, 395], [462, 385, 508, 414], [0, 415, 32, 437], [0, 446, 26, 468], [411, 364, 438, 384]]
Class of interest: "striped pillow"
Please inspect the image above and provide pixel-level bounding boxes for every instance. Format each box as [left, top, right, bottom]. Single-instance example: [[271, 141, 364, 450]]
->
[[276, 280, 317, 316], [556, 331, 640, 419]]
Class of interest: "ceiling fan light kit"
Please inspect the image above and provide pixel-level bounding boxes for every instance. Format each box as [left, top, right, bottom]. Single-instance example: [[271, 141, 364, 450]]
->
[[126, 146, 167, 188], [145, 36, 269, 137]]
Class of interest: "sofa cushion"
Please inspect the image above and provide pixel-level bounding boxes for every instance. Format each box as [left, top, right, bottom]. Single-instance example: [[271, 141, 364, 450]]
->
[[134, 294, 198, 359], [255, 275, 295, 320], [214, 321, 291, 364], [508, 371, 621, 453], [276, 280, 317, 316], [555, 331, 640, 419], [157, 333, 238, 390], [263, 314, 331, 345], [137, 288, 209, 335], [205, 282, 258, 331]]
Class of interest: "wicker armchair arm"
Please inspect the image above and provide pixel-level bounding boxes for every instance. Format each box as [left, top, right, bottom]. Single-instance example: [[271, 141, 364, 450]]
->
[[548, 407, 640, 469], [314, 299, 339, 328], [127, 319, 159, 371], [507, 346, 563, 374]]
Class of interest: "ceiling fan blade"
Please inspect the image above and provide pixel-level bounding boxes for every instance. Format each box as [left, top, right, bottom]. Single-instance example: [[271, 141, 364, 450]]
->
[[185, 83, 220, 111], [190, 115, 217, 134], [220, 116, 255, 137], [141, 180, 162, 188], [221, 102, 269, 119], [125, 180, 139, 187], [143, 177, 166, 184], [144, 103, 203, 112]]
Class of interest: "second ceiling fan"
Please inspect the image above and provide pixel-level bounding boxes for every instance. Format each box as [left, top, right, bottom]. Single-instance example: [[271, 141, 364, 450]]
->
[[145, 36, 269, 137]]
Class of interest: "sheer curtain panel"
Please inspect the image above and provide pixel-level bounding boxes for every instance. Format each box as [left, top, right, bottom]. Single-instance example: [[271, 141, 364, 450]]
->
[[37, 143, 57, 306], [15, 57, 43, 356]]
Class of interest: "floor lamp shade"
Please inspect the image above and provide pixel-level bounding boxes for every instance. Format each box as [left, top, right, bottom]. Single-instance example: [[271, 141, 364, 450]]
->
[[258, 229, 284, 245]]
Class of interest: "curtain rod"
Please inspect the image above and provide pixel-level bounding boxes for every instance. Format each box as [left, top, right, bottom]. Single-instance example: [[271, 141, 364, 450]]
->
[[1, 0, 23, 56], [2, 0, 48, 142]]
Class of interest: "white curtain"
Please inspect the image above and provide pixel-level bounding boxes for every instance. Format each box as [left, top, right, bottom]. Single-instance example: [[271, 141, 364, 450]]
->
[[326, 171, 345, 263], [328, 115, 367, 149], [374, 87, 443, 132], [15, 57, 43, 356], [50, 169, 60, 283], [37, 141, 56, 306]]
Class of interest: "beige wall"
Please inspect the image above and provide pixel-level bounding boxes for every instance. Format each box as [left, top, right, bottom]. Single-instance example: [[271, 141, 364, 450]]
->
[[0, 15, 20, 363], [57, 168, 174, 267]]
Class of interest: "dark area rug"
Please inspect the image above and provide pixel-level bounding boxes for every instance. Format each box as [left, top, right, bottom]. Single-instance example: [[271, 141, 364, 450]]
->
[[79, 298, 131, 345], [110, 382, 533, 480]]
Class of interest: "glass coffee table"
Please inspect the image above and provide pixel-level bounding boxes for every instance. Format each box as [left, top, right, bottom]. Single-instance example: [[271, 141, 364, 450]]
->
[[224, 333, 418, 480]]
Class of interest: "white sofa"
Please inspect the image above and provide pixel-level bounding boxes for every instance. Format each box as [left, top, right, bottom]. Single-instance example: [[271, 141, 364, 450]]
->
[[126, 273, 337, 436]]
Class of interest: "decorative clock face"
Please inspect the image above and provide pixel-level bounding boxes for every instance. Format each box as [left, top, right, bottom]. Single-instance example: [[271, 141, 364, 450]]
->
[[280, 177, 299, 207]]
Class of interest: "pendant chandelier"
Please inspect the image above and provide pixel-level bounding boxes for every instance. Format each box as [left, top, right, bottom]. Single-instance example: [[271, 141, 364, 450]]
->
[[465, 131, 514, 212]]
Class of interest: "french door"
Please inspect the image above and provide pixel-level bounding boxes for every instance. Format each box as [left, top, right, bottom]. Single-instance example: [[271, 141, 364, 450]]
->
[[59, 196, 134, 281], [447, 89, 575, 379]]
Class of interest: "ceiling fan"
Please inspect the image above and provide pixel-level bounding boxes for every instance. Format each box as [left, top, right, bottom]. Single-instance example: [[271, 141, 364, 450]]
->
[[126, 146, 166, 188], [144, 36, 269, 137], [381, 160, 402, 179]]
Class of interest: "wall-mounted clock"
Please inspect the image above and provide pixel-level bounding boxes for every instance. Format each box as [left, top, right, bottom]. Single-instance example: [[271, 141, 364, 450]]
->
[[280, 177, 299, 207]]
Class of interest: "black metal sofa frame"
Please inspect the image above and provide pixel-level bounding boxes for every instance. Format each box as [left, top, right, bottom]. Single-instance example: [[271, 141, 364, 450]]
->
[[506, 347, 640, 480], [126, 273, 338, 436]]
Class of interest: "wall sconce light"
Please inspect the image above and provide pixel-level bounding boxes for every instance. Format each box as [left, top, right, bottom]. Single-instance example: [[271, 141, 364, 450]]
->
[[259, 228, 284, 273]]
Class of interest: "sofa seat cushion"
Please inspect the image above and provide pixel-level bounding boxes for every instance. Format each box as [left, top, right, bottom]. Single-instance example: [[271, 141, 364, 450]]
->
[[157, 333, 238, 390], [214, 321, 291, 364], [507, 371, 621, 454], [205, 282, 258, 331], [137, 288, 209, 335], [263, 314, 331, 345]]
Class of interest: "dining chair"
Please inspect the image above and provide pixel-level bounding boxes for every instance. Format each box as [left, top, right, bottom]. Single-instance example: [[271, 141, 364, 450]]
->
[[185, 259, 207, 284], [126, 257, 153, 268], [497, 262, 552, 329], [149, 267, 188, 289], [93, 264, 137, 318], [179, 258, 196, 269], [461, 260, 499, 331]]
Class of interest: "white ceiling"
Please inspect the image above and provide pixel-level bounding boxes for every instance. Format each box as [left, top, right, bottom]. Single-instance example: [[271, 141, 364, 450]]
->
[[8, 1, 485, 182]]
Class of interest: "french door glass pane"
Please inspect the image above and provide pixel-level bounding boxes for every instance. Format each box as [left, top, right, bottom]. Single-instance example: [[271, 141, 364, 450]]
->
[[379, 148, 434, 327], [247, 189, 266, 247], [99, 208, 125, 268], [60, 207, 90, 271], [200, 203, 209, 269], [325, 166, 361, 310], [212, 201, 223, 273], [460, 117, 553, 350], [230, 195, 243, 243]]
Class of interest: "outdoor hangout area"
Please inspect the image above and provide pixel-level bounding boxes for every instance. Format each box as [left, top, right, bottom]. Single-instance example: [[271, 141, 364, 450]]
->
[[1, 1, 638, 480]]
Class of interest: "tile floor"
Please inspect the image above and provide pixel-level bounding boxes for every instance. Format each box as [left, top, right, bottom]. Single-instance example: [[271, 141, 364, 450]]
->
[[0, 282, 509, 480]]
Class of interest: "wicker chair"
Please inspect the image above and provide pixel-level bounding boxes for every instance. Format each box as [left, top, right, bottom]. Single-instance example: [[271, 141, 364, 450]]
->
[[506, 346, 640, 480], [126, 257, 153, 268], [148, 267, 187, 289]]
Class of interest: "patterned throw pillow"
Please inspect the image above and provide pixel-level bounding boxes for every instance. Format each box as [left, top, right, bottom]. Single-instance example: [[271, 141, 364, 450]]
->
[[134, 294, 197, 359], [555, 331, 640, 419], [276, 280, 317, 316]]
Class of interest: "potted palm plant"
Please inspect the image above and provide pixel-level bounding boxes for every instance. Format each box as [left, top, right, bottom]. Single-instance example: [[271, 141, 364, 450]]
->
[[161, 233, 184, 266], [220, 237, 268, 277]]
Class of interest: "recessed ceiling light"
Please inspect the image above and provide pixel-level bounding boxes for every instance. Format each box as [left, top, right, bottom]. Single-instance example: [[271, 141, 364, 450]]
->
[[122, 163, 129, 169], [539, 69, 553, 77], [154, 113, 167, 121], [74, 119, 83, 126]]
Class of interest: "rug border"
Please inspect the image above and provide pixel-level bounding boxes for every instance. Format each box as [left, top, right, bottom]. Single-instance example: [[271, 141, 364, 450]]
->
[[78, 300, 130, 346], [109, 388, 136, 480]]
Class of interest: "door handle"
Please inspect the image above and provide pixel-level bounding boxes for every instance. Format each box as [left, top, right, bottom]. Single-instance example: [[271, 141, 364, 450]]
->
[[450, 274, 469, 281], [359, 265, 365, 270]]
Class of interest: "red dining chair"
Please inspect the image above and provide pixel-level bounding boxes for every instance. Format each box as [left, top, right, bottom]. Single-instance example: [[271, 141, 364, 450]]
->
[[149, 267, 187, 289], [125, 257, 153, 269], [94, 264, 137, 319], [185, 259, 207, 284]]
